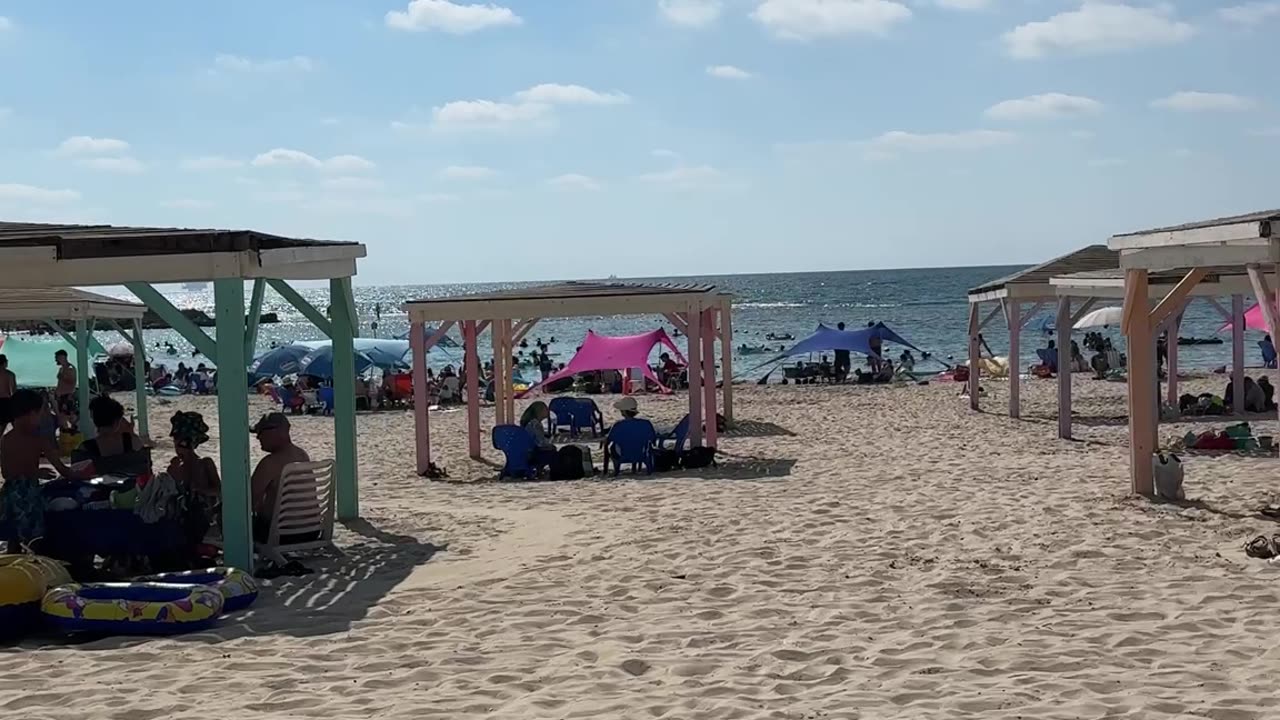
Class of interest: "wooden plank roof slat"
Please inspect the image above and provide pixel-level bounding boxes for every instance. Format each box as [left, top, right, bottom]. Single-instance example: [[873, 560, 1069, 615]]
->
[[1112, 209, 1280, 239], [968, 245, 1119, 297]]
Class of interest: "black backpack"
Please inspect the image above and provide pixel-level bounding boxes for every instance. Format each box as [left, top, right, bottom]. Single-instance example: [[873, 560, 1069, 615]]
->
[[551, 445, 586, 480], [654, 448, 680, 473], [681, 446, 717, 469]]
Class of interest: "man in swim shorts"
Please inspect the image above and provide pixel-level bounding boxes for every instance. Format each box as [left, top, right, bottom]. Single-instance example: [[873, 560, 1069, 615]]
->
[[54, 349, 77, 432]]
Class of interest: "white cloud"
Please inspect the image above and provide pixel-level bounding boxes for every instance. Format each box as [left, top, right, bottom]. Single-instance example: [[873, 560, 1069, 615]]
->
[[862, 129, 1016, 157], [1151, 91, 1256, 112], [1219, 2, 1280, 25], [1070, 130, 1096, 140], [1170, 148, 1195, 159], [431, 99, 552, 131], [162, 199, 214, 210], [324, 154, 376, 172], [0, 183, 80, 204], [0, 17, 11, 31], [81, 156, 146, 174], [707, 64, 753, 79], [751, 0, 913, 40], [984, 93, 1103, 121], [419, 192, 461, 204], [1088, 157, 1126, 168], [652, 148, 682, 161], [513, 83, 630, 106], [547, 173, 602, 191], [321, 176, 385, 192], [386, 0, 521, 33], [440, 165, 498, 180], [251, 149, 376, 171], [57, 136, 130, 157], [935, 0, 990, 9], [213, 54, 314, 73], [659, 0, 723, 27], [1003, 3, 1194, 59], [1249, 127, 1280, 137], [639, 165, 730, 189], [181, 155, 244, 171], [0, 108, 10, 120]]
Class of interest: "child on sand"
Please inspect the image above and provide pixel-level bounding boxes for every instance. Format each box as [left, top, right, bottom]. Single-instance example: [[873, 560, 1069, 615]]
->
[[0, 390, 78, 552]]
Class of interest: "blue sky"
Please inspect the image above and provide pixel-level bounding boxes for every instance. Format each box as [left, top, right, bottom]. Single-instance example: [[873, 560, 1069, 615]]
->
[[0, 0, 1276, 284]]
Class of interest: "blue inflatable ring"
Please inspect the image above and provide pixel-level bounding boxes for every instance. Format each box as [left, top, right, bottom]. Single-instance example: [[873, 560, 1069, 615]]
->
[[138, 566, 259, 612], [42, 582, 224, 635]]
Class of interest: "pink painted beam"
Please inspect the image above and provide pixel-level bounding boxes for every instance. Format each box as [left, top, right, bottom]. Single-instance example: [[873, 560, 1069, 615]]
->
[[464, 320, 481, 459], [1007, 300, 1021, 419], [1056, 297, 1071, 439], [422, 320, 456, 353], [1123, 269, 1155, 495], [701, 309, 718, 448], [410, 321, 432, 475], [1232, 294, 1245, 414], [967, 302, 981, 411], [663, 312, 689, 336], [686, 304, 703, 448]]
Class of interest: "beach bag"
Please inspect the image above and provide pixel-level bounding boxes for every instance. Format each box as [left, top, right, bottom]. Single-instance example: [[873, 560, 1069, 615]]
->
[[551, 446, 586, 481], [681, 447, 717, 470], [654, 448, 680, 473], [1153, 452, 1184, 500]]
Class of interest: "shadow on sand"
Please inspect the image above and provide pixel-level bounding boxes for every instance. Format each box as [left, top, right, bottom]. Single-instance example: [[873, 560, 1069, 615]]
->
[[20, 518, 445, 651]]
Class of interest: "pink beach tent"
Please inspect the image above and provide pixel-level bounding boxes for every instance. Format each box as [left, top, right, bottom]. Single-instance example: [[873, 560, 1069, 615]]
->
[[1219, 302, 1276, 334], [520, 329, 687, 397]]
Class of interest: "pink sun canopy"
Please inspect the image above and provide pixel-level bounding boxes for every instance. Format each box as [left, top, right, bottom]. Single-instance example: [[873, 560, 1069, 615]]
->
[[522, 329, 686, 396]]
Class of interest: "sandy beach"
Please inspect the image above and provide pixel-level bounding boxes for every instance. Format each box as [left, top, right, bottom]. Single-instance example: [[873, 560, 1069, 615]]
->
[[5, 373, 1280, 719]]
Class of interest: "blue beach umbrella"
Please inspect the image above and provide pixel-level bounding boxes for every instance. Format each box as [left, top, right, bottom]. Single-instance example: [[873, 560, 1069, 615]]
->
[[248, 344, 312, 378], [298, 345, 376, 379], [351, 338, 412, 367]]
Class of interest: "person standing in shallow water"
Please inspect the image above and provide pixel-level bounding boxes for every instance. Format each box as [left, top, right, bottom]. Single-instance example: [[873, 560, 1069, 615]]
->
[[833, 323, 851, 383]]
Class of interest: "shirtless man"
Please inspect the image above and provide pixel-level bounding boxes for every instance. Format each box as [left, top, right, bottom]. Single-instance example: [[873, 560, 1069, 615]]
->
[[249, 413, 311, 543], [53, 349, 77, 432], [0, 355, 15, 435], [1, 390, 77, 551]]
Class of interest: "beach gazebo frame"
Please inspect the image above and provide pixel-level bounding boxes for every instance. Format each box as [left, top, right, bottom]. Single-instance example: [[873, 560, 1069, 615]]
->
[[1103, 209, 1280, 494], [402, 281, 733, 476], [0, 221, 367, 570], [965, 245, 1119, 419], [0, 288, 150, 438]]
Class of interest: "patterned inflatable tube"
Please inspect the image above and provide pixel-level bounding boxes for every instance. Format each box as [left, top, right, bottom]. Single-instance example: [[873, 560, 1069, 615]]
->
[[41, 582, 224, 635], [138, 566, 259, 612]]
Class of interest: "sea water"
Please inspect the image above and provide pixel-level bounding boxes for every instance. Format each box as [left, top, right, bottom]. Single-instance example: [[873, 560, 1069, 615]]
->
[[100, 265, 1265, 379]]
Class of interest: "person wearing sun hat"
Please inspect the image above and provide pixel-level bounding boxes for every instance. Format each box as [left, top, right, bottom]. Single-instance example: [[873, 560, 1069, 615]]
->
[[249, 412, 310, 542], [613, 396, 641, 419]]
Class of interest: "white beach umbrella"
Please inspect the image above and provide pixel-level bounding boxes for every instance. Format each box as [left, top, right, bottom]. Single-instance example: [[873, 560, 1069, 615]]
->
[[1073, 306, 1124, 329], [107, 341, 135, 358]]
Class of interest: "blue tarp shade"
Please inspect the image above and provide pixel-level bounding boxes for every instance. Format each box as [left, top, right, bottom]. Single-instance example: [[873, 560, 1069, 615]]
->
[[781, 325, 878, 358], [868, 322, 921, 353]]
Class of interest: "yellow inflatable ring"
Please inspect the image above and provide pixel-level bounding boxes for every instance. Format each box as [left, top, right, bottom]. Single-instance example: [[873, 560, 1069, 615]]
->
[[137, 567, 259, 612], [0, 555, 72, 634], [42, 582, 224, 636]]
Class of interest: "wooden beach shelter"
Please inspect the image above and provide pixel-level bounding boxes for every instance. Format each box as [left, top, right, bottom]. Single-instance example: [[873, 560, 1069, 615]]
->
[[965, 246, 1119, 420], [402, 281, 733, 475], [0, 288, 149, 438], [0, 221, 367, 570], [1098, 209, 1280, 494]]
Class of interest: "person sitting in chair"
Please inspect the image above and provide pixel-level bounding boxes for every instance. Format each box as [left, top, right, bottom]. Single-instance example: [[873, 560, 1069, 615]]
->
[[250, 413, 310, 543]]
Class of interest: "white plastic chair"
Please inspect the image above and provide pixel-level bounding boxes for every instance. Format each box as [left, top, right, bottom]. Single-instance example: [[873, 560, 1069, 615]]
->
[[256, 459, 336, 565]]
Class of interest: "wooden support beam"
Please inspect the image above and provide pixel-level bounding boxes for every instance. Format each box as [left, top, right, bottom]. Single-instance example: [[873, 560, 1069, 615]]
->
[[75, 319, 92, 438], [663, 312, 689, 335], [125, 282, 218, 358], [464, 320, 481, 459], [967, 302, 981, 411], [422, 321, 456, 353], [1232, 295, 1245, 414], [701, 309, 718, 448], [1007, 300, 1022, 419], [476, 320, 491, 335], [411, 321, 431, 475], [1123, 269, 1156, 496], [267, 279, 333, 338], [330, 277, 359, 521], [686, 303, 704, 448], [1056, 297, 1072, 439], [130, 318, 149, 441], [213, 278, 252, 572], [1069, 298, 1098, 327], [491, 318, 505, 426], [512, 318, 540, 345], [1018, 300, 1046, 330], [978, 304, 1002, 332], [44, 320, 75, 346], [1205, 297, 1232, 323], [720, 299, 734, 424], [245, 278, 266, 361], [1148, 269, 1208, 332]]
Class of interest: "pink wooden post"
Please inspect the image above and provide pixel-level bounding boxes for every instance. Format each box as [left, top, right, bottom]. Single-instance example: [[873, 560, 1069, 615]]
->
[[686, 304, 703, 448], [1232, 294, 1245, 414], [719, 299, 734, 424], [410, 320, 431, 475], [1123, 269, 1155, 495], [701, 308, 718, 448], [1007, 300, 1021, 419], [464, 320, 481, 459], [967, 303, 981, 411], [502, 319, 516, 423], [490, 318, 505, 426], [1165, 310, 1182, 415], [1056, 297, 1071, 439]]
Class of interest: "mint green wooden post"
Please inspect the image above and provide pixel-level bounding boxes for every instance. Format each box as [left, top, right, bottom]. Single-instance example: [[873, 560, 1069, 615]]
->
[[75, 319, 92, 438], [245, 278, 266, 360], [330, 277, 358, 520], [131, 318, 150, 440], [267, 279, 333, 338], [45, 320, 76, 346], [214, 279, 253, 571]]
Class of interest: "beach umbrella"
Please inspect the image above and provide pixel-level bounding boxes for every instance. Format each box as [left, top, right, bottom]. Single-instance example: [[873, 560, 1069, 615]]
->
[[351, 338, 412, 367], [1217, 302, 1274, 334], [248, 344, 312, 378], [1073, 306, 1124, 329], [298, 345, 377, 378]]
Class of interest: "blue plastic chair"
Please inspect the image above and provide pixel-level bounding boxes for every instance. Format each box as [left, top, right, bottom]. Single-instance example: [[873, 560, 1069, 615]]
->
[[1260, 340, 1277, 369], [571, 398, 606, 437], [658, 414, 691, 452], [318, 387, 335, 415], [606, 418, 657, 476], [492, 425, 544, 480], [279, 387, 301, 414], [548, 397, 580, 436]]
